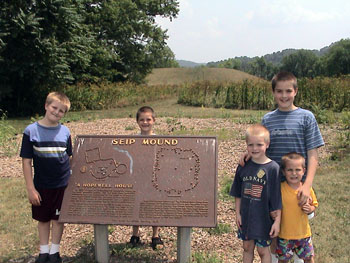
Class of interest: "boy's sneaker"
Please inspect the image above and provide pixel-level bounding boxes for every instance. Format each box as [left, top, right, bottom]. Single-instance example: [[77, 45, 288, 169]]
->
[[35, 253, 49, 263], [48, 252, 62, 263], [151, 236, 164, 250], [129, 235, 140, 247]]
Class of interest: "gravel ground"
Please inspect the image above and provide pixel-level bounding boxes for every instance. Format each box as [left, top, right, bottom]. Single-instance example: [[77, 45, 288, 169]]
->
[[1, 118, 331, 263]]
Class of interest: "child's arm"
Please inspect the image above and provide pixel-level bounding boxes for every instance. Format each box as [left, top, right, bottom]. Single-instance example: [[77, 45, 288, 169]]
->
[[235, 197, 242, 230], [297, 148, 318, 206], [269, 209, 281, 238], [22, 158, 41, 206]]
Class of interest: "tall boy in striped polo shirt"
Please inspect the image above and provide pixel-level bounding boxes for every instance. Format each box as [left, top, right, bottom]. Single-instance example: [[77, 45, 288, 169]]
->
[[262, 71, 324, 206], [21, 92, 72, 263]]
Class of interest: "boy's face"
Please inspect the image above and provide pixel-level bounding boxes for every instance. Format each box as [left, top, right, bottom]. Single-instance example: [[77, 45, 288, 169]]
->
[[246, 135, 269, 162], [273, 80, 298, 111], [137, 111, 155, 135], [44, 100, 66, 124], [283, 159, 305, 186]]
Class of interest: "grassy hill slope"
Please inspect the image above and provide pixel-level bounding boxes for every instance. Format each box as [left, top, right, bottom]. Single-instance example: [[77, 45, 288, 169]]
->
[[145, 67, 261, 85]]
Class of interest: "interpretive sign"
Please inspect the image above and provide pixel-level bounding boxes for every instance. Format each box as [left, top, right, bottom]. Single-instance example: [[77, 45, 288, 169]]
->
[[59, 135, 218, 227]]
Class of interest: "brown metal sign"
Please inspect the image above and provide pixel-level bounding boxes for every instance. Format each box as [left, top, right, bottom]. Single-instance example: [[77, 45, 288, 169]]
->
[[59, 135, 218, 227]]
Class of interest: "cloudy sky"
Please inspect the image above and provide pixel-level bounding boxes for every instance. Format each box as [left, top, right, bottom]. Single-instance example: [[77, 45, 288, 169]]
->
[[156, 0, 350, 63]]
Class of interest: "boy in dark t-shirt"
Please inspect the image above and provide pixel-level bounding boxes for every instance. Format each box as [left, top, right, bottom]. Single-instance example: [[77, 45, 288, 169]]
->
[[230, 124, 281, 263], [20, 92, 72, 263]]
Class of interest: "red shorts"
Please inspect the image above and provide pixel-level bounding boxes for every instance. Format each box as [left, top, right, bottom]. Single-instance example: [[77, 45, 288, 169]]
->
[[32, 186, 66, 222]]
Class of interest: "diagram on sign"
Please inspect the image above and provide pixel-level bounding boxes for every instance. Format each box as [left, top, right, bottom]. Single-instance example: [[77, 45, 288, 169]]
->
[[79, 148, 128, 180], [152, 148, 200, 196]]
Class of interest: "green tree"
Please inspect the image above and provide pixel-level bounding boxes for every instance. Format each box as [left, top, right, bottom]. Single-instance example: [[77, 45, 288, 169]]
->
[[280, 49, 319, 78], [323, 39, 350, 76], [218, 58, 241, 70], [82, 0, 179, 82], [0, 0, 180, 115], [248, 57, 276, 80], [153, 46, 179, 68], [0, 0, 93, 116]]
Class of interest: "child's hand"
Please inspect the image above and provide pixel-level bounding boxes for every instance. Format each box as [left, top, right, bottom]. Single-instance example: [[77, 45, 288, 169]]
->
[[27, 188, 42, 206], [238, 151, 251, 167], [236, 213, 242, 230], [269, 221, 280, 238], [297, 184, 311, 206], [302, 202, 315, 214]]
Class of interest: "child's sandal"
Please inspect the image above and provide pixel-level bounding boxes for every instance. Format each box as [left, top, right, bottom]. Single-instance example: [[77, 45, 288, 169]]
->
[[129, 235, 140, 247], [151, 236, 164, 250]]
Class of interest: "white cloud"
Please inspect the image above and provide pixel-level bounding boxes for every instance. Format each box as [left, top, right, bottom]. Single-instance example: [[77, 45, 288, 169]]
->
[[245, 11, 255, 21], [206, 17, 224, 38], [258, 0, 340, 24]]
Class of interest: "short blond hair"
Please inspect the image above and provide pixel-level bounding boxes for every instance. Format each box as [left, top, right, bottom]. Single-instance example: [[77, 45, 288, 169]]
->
[[245, 124, 270, 144], [281, 152, 306, 170], [46, 92, 71, 112]]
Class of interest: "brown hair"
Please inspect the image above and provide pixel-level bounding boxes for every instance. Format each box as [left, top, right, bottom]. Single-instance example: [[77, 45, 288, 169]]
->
[[245, 124, 270, 144], [46, 92, 71, 112], [271, 71, 297, 91], [136, 106, 155, 121], [281, 152, 306, 170]]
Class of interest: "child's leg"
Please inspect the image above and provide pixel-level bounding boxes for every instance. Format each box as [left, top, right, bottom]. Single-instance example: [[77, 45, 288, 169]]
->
[[242, 240, 255, 263], [151, 226, 163, 250], [51, 220, 64, 244], [270, 237, 278, 263], [132, 226, 140, 236], [257, 246, 271, 263], [152, 226, 159, 238], [130, 226, 141, 246], [38, 221, 50, 245]]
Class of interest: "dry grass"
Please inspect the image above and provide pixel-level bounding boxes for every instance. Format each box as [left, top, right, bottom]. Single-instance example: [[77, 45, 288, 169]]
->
[[145, 68, 262, 86]]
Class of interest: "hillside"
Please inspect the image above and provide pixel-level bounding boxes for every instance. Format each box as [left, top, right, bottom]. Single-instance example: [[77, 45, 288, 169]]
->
[[145, 67, 262, 86], [177, 60, 206, 68]]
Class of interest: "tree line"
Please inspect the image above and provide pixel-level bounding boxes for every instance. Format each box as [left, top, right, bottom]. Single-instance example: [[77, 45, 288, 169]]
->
[[0, 0, 179, 116], [207, 39, 350, 80]]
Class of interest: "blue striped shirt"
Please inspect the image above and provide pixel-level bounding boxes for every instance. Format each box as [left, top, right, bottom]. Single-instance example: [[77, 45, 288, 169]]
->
[[20, 122, 72, 188], [262, 108, 324, 166]]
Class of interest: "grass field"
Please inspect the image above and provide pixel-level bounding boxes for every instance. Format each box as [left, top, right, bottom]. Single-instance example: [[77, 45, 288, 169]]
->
[[145, 68, 262, 86], [1, 99, 349, 262]]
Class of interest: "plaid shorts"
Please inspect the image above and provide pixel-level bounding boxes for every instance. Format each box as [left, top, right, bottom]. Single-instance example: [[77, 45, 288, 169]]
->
[[276, 236, 314, 260], [237, 229, 271, 248]]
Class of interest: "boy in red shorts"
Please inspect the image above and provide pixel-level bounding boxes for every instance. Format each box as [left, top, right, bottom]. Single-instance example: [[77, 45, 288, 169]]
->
[[20, 92, 72, 263]]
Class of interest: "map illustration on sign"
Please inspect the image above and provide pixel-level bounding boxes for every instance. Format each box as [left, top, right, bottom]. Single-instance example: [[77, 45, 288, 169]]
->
[[152, 147, 200, 196], [80, 147, 128, 180]]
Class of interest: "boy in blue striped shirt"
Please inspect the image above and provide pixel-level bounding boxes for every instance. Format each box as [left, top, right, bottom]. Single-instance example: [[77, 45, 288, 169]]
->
[[20, 92, 72, 263], [261, 72, 324, 205]]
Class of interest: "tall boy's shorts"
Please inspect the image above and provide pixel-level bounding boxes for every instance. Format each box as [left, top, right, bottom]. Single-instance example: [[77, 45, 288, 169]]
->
[[32, 186, 66, 222], [276, 236, 314, 260]]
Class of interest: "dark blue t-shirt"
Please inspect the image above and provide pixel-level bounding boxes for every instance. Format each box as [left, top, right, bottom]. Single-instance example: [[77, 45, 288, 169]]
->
[[230, 159, 281, 240], [20, 122, 72, 189]]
